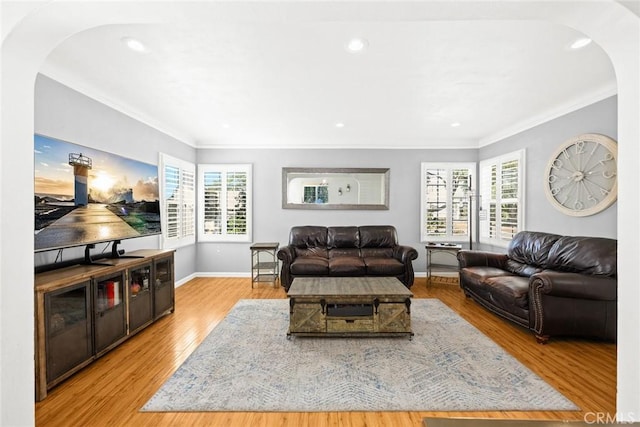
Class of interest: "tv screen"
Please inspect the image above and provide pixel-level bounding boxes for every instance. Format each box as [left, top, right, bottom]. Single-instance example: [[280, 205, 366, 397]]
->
[[34, 134, 161, 253]]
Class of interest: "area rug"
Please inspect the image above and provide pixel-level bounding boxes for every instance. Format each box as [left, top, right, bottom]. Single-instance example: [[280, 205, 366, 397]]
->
[[142, 299, 578, 412]]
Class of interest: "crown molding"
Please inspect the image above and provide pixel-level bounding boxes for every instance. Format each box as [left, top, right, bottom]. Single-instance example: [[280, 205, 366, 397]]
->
[[38, 68, 198, 148], [478, 82, 618, 147]]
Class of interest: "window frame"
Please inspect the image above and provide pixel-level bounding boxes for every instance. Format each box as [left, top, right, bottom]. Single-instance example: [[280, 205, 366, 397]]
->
[[420, 162, 476, 243], [197, 163, 253, 243], [159, 153, 196, 249], [478, 149, 526, 247]]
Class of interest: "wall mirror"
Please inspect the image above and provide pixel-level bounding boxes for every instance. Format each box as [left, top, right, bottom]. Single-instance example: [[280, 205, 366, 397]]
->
[[282, 167, 390, 210]]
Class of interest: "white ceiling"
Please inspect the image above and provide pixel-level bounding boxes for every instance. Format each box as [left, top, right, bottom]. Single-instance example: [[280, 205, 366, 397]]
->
[[39, 7, 616, 149]]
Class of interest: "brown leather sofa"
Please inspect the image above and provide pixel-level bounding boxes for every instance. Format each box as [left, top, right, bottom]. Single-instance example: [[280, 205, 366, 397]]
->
[[457, 231, 617, 343], [277, 225, 418, 291]]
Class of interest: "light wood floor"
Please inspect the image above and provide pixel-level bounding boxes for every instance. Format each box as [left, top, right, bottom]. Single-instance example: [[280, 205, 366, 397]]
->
[[35, 277, 616, 427]]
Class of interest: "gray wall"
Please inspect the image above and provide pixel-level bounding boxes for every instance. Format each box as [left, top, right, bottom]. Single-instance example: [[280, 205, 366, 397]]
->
[[35, 75, 617, 277], [479, 96, 617, 242], [195, 148, 477, 274], [34, 75, 198, 282]]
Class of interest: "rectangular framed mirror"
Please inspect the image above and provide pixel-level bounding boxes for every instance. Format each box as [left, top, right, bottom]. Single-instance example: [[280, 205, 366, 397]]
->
[[282, 167, 390, 210]]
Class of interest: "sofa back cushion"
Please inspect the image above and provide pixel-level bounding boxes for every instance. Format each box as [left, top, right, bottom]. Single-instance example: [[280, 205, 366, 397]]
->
[[507, 231, 561, 269], [329, 248, 361, 258], [547, 236, 617, 277], [359, 225, 398, 248], [504, 259, 544, 277], [327, 226, 360, 248], [289, 226, 329, 258]]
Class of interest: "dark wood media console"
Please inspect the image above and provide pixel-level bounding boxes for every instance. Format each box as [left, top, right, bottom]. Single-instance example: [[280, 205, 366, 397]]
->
[[34, 249, 175, 401]]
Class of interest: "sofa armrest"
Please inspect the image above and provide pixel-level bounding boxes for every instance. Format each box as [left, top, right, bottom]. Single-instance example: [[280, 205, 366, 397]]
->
[[529, 270, 617, 342], [457, 250, 508, 269], [392, 245, 418, 288], [529, 271, 617, 301], [277, 245, 296, 264], [393, 245, 419, 263], [277, 246, 297, 290]]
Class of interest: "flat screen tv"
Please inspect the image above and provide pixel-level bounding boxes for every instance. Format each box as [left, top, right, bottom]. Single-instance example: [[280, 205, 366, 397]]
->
[[34, 134, 161, 253]]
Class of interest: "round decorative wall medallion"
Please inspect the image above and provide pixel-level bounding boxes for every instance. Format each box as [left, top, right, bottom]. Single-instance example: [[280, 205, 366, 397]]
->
[[544, 133, 617, 217]]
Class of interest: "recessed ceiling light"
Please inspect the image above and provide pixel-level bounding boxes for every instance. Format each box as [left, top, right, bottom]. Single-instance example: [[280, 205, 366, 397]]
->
[[570, 37, 592, 50], [335, 122, 345, 128], [345, 38, 368, 53], [222, 123, 231, 129], [121, 37, 147, 53], [450, 122, 461, 128]]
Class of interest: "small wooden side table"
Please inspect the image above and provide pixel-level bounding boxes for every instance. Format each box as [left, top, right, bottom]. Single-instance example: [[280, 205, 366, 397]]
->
[[425, 243, 462, 286], [250, 242, 279, 288]]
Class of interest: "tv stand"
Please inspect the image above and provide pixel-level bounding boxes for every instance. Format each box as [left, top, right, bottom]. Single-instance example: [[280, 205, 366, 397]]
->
[[35, 249, 175, 401], [110, 240, 143, 259], [82, 244, 112, 266]]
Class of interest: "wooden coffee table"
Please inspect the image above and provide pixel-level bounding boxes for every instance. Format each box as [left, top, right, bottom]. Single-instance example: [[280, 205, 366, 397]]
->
[[286, 277, 414, 339]]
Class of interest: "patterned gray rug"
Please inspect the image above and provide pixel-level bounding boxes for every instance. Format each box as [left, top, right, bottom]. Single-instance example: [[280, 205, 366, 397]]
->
[[142, 299, 578, 412]]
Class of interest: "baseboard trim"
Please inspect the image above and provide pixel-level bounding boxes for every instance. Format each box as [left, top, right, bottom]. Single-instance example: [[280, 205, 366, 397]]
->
[[177, 272, 459, 287], [175, 273, 197, 288], [195, 272, 251, 278]]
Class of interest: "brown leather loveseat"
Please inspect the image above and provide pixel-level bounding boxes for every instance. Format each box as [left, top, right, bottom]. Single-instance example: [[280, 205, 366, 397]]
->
[[457, 231, 617, 343], [277, 225, 418, 291]]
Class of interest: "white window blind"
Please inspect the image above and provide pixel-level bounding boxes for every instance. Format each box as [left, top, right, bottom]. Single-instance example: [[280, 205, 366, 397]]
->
[[198, 164, 252, 242], [159, 153, 195, 249], [420, 162, 475, 242], [479, 149, 525, 246]]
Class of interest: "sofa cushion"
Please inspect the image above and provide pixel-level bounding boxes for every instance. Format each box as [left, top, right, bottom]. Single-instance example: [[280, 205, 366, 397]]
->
[[290, 257, 329, 275], [484, 275, 531, 310], [295, 247, 329, 258], [359, 225, 397, 248], [460, 266, 514, 282], [361, 247, 394, 258], [328, 248, 360, 258], [505, 259, 544, 277], [289, 226, 328, 248], [328, 226, 359, 248], [363, 257, 405, 276], [328, 257, 366, 276], [507, 231, 561, 268], [547, 236, 617, 277]]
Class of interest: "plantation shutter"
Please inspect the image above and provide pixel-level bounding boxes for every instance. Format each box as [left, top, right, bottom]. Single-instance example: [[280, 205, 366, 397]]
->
[[225, 171, 247, 235], [424, 167, 448, 237], [500, 159, 519, 240], [159, 154, 196, 249], [181, 169, 195, 240], [164, 165, 180, 239], [203, 171, 222, 235], [420, 163, 474, 242], [479, 150, 525, 246], [198, 164, 252, 242]]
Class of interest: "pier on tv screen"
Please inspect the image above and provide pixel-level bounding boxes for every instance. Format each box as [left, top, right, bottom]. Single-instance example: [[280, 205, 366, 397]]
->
[[34, 134, 161, 252]]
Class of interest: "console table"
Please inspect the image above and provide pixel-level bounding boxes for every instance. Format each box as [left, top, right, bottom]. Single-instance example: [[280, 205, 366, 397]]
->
[[425, 243, 462, 286]]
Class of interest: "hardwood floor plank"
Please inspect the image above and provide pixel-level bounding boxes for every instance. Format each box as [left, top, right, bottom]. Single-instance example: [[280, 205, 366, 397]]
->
[[35, 277, 616, 426]]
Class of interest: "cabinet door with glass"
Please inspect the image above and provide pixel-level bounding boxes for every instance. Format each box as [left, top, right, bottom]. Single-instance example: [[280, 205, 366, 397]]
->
[[153, 255, 175, 319], [93, 271, 127, 354], [44, 281, 93, 385], [128, 263, 153, 334]]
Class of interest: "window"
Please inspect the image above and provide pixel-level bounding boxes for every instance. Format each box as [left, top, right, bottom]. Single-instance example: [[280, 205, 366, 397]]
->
[[479, 149, 525, 246], [159, 153, 195, 249], [303, 185, 328, 204], [198, 164, 252, 242], [420, 163, 475, 242]]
